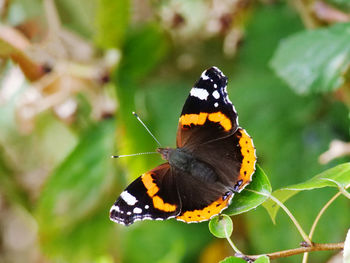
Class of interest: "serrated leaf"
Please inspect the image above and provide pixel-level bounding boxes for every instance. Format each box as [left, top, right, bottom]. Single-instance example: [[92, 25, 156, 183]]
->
[[263, 163, 350, 222], [344, 229, 350, 263], [219, 257, 246, 263], [224, 165, 272, 216], [255, 255, 270, 263], [270, 22, 350, 95], [36, 120, 115, 229], [209, 214, 233, 239]]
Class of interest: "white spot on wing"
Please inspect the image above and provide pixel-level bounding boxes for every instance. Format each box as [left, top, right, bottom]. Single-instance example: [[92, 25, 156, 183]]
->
[[145, 205, 149, 209], [201, 70, 209, 80], [110, 205, 120, 213], [214, 102, 219, 107], [127, 211, 131, 215], [120, 191, 138, 205], [214, 84, 217, 88], [133, 207, 142, 214], [190, 87, 209, 100], [212, 90, 220, 99]]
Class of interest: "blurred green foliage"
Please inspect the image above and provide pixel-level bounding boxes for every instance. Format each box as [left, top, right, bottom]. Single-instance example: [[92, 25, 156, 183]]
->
[[1, 0, 350, 263]]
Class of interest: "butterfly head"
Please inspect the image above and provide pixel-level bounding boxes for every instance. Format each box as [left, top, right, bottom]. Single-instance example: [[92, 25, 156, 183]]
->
[[157, 147, 172, 161]]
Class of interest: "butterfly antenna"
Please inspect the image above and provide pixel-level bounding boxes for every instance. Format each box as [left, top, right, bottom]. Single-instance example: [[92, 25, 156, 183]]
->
[[132, 111, 162, 147], [111, 152, 158, 158]]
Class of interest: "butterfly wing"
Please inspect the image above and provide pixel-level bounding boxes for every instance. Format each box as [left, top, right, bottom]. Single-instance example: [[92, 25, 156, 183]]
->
[[110, 163, 180, 226], [174, 169, 234, 223], [177, 67, 238, 148], [174, 67, 256, 223], [192, 128, 256, 193]]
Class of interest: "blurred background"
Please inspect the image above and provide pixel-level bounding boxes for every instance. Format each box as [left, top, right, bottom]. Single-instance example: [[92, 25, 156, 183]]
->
[[1, 0, 350, 262]]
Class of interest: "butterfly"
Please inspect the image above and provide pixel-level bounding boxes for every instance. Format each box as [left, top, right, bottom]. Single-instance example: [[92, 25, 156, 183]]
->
[[110, 66, 256, 226]]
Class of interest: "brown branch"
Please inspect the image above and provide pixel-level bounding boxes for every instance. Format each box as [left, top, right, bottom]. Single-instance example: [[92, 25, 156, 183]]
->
[[241, 242, 344, 261], [313, 1, 350, 23]]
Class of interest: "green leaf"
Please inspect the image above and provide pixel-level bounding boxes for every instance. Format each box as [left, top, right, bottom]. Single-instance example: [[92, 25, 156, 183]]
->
[[263, 163, 350, 222], [224, 165, 272, 216], [36, 119, 115, 229], [219, 257, 246, 263], [345, 229, 350, 263], [116, 23, 169, 84], [95, 0, 130, 48], [209, 214, 233, 239], [255, 255, 270, 263], [270, 23, 350, 95]]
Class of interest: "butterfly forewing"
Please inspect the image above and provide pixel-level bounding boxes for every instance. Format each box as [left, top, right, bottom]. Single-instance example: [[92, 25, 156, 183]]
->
[[177, 67, 238, 148], [110, 163, 180, 225]]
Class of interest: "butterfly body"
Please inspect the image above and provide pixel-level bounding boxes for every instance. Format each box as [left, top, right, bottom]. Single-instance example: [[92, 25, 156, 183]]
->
[[157, 147, 218, 183], [110, 67, 257, 226]]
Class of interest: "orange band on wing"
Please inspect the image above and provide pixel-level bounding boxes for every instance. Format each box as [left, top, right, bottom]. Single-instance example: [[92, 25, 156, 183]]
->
[[176, 194, 233, 223], [180, 112, 208, 127], [207, 112, 232, 131], [179, 111, 232, 131], [237, 129, 256, 189], [141, 172, 159, 197], [153, 196, 177, 212], [141, 172, 178, 212]]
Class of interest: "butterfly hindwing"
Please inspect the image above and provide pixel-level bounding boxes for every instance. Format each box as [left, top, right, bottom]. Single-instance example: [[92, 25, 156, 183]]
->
[[191, 128, 256, 193], [173, 169, 234, 223]]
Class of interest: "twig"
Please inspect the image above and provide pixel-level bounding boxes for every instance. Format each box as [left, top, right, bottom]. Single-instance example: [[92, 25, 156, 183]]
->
[[319, 140, 350, 164], [247, 189, 312, 245], [312, 1, 350, 23], [302, 192, 342, 263], [338, 186, 350, 199], [248, 242, 344, 260], [224, 226, 243, 255]]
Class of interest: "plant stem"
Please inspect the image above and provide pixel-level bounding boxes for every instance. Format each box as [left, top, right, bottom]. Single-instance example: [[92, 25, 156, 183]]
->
[[302, 191, 342, 263], [339, 186, 350, 199], [224, 226, 242, 255], [248, 242, 344, 260], [247, 190, 312, 245]]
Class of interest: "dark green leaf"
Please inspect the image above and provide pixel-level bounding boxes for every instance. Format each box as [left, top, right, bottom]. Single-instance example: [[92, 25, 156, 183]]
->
[[225, 165, 271, 216], [271, 23, 350, 94], [263, 163, 350, 222], [209, 214, 233, 238]]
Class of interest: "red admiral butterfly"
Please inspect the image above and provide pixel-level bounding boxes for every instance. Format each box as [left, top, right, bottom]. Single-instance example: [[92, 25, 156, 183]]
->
[[110, 67, 257, 226]]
